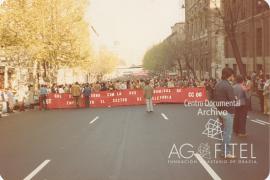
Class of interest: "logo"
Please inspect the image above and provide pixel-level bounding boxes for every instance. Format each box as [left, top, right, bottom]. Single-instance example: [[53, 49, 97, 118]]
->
[[168, 143, 257, 165], [202, 119, 223, 141], [197, 143, 211, 159]]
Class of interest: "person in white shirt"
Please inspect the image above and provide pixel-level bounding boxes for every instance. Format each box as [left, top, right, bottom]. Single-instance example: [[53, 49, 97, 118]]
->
[[17, 86, 26, 111], [58, 85, 65, 93], [7, 88, 15, 113], [120, 82, 127, 90], [167, 79, 175, 88]]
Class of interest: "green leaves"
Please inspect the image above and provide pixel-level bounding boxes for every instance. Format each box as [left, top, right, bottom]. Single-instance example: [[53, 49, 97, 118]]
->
[[143, 39, 184, 73], [0, 0, 92, 80]]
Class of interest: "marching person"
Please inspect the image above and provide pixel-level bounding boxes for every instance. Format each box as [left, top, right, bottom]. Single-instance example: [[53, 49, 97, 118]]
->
[[144, 80, 154, 113], [18, 86, 26, 112], [83, 83, 91, 108], [39, 85, 48, 111], [2, 89, 8, 114], [71, 82, 81, 108], [233, 75, 248, 136], [7, 88, 15, 113], [214, 67, 236, 159]]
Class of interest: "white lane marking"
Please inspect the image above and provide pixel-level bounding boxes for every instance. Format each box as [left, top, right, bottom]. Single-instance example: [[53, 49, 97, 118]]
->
[[90, 116, 99, 124], [255, 119, 270, 125], [161, 113, 168, 120], [194, 153, 222, 180], [23, 160, 50, 180], [0, 175, 4, 180], [251, 120, 266, 125]]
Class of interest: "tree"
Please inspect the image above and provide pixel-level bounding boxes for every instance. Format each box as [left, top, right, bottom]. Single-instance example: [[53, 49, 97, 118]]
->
[[143, 37, 198, 79], [143, 42, 171, 75], [90, 48, 120, 80], [0, 0, 93, 84], [211, 0, 246, 76]]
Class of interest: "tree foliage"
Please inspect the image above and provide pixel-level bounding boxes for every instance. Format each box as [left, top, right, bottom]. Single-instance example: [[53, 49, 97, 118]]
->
[[0, 0, 92, 82], [143, 42, 173, 73], [142, 38, 197, 78], [211, 0, 246, 76], [90, 47, 120, 79]]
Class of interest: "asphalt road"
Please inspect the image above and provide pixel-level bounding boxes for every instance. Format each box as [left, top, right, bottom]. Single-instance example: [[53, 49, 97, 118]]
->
[[0, 104, 269, 180]]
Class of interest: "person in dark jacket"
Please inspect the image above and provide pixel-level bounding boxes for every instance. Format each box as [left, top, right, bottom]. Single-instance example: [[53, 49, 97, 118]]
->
[[83, 83, 91, 108], [233, 75, 248, 136], [39, 85, 48, 110], [214, 67, 236, 159]]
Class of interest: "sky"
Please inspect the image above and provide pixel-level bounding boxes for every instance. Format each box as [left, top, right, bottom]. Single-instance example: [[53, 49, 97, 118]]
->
[[86, 0, 185, 66]]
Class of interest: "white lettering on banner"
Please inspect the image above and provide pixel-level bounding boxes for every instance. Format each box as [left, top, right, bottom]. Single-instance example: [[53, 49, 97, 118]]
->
[[116, 92, 122, 96], [54, 94, 61, 99], [176, 89, 182, 93], [107, 93, 115, 97], [154, 89, 171, 94], [67, 101, 74, 105], [112, 98, 128, 103], [91, 94, 101, 98], [153, 96, 172, 101], [44, 88, 207, 109], [129, 91, 136, 95], [188, 92, 195, 97], [188, 92, 203, 98]]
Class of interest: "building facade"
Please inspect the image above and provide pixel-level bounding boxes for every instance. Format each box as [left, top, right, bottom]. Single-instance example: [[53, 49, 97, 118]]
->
[[185, 0, 224, 79], [170, 22, 186, 43], [224, 0, 270, 75]]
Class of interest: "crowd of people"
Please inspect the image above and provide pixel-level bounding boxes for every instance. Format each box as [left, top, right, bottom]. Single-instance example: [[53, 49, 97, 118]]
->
[[0, 85, 36, 116], [0, 71, 269, 116], [213, 67, 270, 159], [204, 71, 270, 116], [0, 68, 268, 160], [41, 77, 203, 95]]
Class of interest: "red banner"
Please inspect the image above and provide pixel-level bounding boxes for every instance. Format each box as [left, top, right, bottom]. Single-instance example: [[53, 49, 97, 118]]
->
[[41, 87, 207, 109]]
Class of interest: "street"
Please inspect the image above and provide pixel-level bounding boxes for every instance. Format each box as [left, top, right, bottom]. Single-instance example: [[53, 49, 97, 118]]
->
[[0, 105, 269, 180]]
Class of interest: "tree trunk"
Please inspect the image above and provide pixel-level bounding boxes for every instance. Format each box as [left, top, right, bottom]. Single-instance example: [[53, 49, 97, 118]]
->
[[176, 58, 183, 78], [228, 33, 246, 77], [184, 58, 197, 80], [43, 60, 47, 79]]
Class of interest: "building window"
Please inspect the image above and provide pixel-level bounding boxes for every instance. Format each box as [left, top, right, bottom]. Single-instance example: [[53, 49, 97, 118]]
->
[[256, 28, 262, 56], [241, 32, 247, 57]]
